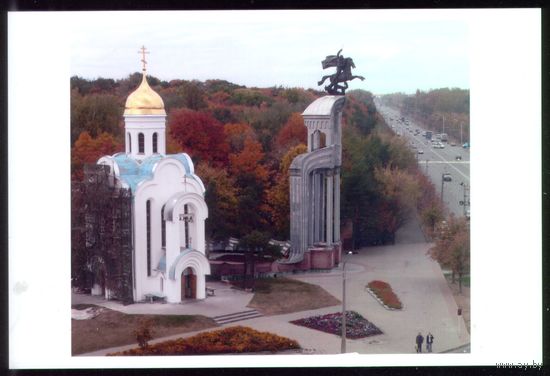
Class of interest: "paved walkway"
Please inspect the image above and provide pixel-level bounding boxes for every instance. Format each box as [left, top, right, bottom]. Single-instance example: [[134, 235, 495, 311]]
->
[[75, 218, 469, 356]]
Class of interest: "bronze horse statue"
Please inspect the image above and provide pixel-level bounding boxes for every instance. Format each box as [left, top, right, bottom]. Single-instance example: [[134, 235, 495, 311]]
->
[[318, 49, 365, 95]]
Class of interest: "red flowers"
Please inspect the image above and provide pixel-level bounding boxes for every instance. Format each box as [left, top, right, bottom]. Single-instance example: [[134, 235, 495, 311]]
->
[[107, 326, 300, 356], [367, 280, 403, 310]]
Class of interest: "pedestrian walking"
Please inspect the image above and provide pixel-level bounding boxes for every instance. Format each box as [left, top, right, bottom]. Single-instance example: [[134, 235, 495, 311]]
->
[[415, 332, 424, 353], [426, 332, 434, 353]]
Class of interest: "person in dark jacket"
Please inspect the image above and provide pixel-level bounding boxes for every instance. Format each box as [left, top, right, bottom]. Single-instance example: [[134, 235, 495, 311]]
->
[[426, 332, 434, 352], [415, 332, 424, 353]]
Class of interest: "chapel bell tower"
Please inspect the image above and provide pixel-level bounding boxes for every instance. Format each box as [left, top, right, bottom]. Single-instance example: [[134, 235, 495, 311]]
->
[[123, 46, 166, 161]]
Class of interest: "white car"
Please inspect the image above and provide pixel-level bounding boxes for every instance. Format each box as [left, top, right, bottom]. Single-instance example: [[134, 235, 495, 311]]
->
[[417, 149, 424, 154]]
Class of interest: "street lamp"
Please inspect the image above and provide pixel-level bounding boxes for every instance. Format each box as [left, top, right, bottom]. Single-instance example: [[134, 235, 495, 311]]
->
[[459, 182, 470, 218], [341, 250, 355, 353], [441, 173, 445, 203]]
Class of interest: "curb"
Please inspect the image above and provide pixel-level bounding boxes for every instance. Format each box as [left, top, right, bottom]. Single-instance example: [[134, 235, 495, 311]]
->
[[365, 287, 402, 311], [439, 343, 470, 353]]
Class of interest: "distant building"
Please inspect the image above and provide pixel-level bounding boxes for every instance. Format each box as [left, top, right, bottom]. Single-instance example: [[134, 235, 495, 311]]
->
[[93, 49, 210, 302]]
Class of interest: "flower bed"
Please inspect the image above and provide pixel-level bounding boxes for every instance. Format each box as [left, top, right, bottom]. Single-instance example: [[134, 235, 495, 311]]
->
[[107, 326, 300, 356], [367, 280, 402, 310], [290, 311, 382, 339]]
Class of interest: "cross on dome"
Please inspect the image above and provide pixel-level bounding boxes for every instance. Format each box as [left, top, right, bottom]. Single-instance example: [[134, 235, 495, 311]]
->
[[139, 45, 149, 73]]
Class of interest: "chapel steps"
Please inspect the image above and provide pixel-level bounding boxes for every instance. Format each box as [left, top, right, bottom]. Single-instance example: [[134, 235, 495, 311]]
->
[[212, 309, 263, 325]]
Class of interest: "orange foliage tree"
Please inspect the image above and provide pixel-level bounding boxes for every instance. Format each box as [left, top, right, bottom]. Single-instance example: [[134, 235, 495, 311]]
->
[[169, 109, 228, 167], [274, 112, 307, 151], [223, 123, 272, 235], [71, 131, 120, 181]]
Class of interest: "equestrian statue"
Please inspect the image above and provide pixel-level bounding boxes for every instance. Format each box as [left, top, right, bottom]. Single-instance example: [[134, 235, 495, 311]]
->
[[318, 49, 365, 95]]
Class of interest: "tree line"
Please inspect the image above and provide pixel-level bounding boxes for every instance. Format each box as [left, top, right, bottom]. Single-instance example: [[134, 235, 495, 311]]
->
[[381, 88, 470, 144], [71, 74, 449, 250]]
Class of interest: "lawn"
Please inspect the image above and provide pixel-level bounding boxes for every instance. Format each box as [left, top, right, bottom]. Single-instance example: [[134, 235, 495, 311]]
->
[[246, 277, 341, 315], [72, 305, 216, 355]]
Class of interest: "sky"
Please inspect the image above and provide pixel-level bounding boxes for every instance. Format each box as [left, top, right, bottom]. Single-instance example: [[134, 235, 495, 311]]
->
[[68, 10, 470, 94]]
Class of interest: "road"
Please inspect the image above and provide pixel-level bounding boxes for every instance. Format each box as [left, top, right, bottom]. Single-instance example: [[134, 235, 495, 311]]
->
[[375, 102, 470, 219]]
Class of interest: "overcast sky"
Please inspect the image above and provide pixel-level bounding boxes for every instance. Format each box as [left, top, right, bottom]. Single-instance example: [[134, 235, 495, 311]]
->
[[68, 10, 470, 94]]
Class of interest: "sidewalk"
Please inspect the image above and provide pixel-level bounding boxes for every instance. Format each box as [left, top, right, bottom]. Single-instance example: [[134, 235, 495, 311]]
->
[[73, 281, 254, 317], [77, 242, 468, 356]]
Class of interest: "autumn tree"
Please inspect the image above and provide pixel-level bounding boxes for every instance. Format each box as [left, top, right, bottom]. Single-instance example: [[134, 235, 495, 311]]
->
[[226, 126, 269, 184], [267, 144, 307, 239], [71, 132, 120, 181], [429, 215, 470, 293], [374, 166, 421, 243], [169, 109, 228, 167], [274, 112, 307, 152], [224, 123, 256, 152]]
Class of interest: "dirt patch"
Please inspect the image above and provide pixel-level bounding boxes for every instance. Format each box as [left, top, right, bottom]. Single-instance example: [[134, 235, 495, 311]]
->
[[446, 281, 470, 334], [246, 277, 340, 315], [71, 305, 217, 355]]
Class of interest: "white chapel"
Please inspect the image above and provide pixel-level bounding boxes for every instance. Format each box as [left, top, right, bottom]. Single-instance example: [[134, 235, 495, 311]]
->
[[97, 47, 210, 303]]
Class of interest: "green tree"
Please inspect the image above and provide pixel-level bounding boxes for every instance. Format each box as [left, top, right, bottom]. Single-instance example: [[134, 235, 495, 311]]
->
[[71, 92, 123, 145], [176, 80, 207, 110], [267, 144, 307, 239], [196, 163, 239, 241], [238, 230, 282, 289]]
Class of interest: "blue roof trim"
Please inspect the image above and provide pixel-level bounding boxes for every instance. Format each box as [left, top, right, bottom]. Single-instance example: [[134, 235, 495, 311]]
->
[[169, 153, 193, 175], [112, 153, 197, 194]]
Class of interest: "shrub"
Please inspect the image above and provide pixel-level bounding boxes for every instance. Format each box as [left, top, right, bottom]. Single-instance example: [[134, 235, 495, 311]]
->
[[134, 318, 155, 349], [109, 326, 300, 356]]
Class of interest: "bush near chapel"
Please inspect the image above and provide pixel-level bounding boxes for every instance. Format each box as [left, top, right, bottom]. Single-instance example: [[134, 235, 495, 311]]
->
[[108, 326, 300, 355]]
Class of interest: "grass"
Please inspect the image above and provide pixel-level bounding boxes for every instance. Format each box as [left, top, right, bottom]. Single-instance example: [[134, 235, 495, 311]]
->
[[246, 277, 341, 315], [443, 272, 470, 287], [71, 305, 217, 355]]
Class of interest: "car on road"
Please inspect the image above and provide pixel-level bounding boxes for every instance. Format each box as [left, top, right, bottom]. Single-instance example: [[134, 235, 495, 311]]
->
[[417, 149, 424, 154], [455, 155, 462, 161], [442, 173, 452, 182]]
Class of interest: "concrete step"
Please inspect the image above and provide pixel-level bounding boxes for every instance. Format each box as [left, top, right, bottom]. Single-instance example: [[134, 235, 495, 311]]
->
[[212, 309, 263, 325]]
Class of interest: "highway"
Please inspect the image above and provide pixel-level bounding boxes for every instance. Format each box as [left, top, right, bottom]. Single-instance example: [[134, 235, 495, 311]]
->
[[376, 102, 470, 219]]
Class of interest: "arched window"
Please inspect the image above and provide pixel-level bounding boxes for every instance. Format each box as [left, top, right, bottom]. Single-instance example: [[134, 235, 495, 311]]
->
[[319, 132, 327, 148], [161, 204, 166, 248], [128, 133, 132, 153], [138, 133, 145, 154], [146, 200, 151, 276], [152, 133, 158, 153]]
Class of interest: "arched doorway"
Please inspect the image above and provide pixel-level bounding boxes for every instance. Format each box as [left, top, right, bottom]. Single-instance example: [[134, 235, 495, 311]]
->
[[181, 267, 196, 300]]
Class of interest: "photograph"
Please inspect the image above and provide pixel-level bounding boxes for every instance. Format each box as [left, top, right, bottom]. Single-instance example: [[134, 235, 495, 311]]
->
[[8, 8, 541, 369]]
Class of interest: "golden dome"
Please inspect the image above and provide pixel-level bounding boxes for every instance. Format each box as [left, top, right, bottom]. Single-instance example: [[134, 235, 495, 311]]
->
[[124, 73, 166, 116]]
